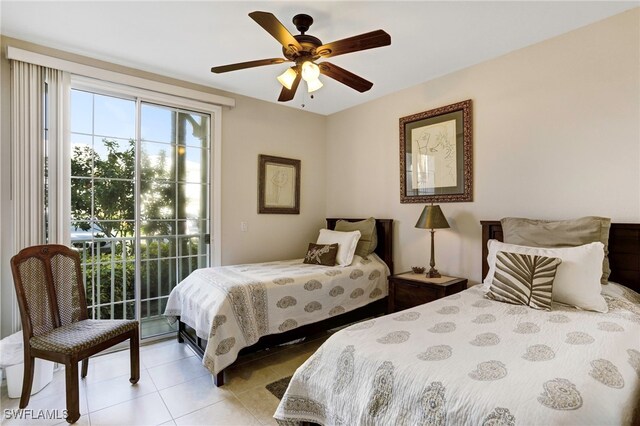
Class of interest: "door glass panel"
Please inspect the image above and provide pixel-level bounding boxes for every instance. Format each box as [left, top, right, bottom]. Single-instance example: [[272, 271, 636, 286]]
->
[[141, 103, 174, 144], [93, 138, 135, 179], [70, 90, 137, 321], [94, 93, 135, 139], [140, 102, 210, 338], [141, 142, 175, 181], [178, 147, 207, 183], [70, 90, 93, 135], [141, 180, 176, 219]]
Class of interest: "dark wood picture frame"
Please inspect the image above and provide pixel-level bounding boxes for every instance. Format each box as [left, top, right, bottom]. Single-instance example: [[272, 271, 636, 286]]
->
[[258, 154, 301, 214], [400, 99, 473, 203]]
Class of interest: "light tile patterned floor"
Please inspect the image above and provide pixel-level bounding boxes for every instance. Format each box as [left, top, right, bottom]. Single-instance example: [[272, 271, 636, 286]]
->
[[0, 333, 330, 426]]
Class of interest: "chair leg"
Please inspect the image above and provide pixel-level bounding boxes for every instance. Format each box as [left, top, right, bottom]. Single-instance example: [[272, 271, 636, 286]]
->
[[19, 355, 35, 408], [81, 358, 89, 379], [64, 361, 80, 424], [129, 330, 140, 384]]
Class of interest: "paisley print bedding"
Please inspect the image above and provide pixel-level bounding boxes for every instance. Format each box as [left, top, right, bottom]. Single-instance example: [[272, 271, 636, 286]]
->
[[274, 283, 640, 425], [164, 254, 388, 375]]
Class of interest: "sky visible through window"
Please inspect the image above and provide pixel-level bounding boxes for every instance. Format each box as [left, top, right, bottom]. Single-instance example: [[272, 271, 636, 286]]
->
[[70, 90, 210, 240]]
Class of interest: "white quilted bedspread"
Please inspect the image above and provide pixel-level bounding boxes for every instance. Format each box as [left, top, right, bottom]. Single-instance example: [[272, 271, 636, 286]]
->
[[164, 254, 388, 375], [275, 283, 640, 425]]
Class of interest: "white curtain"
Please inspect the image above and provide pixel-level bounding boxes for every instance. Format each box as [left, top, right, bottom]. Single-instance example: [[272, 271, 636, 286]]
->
[[10, 60, 70, 332], [46, 68, 71, 246]]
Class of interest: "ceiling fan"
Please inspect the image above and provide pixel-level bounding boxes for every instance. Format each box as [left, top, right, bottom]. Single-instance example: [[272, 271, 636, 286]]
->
[[211, 11, 391, 102]]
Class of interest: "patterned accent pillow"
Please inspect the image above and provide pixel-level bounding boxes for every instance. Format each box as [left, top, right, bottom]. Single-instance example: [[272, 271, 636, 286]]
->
[[483, 240, 606, 312], [486, 251, 562, 310], [303, 243, 339, 266]]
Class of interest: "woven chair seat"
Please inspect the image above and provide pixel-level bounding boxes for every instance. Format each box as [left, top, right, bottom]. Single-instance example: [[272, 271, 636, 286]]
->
[[30, 319, 138, 355]]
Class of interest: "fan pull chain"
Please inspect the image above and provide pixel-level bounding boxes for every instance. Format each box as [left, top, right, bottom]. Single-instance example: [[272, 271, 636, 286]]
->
[[301, 92, 315, 109]]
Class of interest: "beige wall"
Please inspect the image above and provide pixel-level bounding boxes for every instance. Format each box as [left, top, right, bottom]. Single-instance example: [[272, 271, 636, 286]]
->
[[0, 37, 326, 336], [325, 8, 640, 284], [220, 94, 326, 265]]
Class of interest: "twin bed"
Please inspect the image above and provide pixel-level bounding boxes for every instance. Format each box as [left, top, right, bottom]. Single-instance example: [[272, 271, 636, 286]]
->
[[164, 218, 393, 386], [274, 221, 640, 425], [164, 218, 639, 424]]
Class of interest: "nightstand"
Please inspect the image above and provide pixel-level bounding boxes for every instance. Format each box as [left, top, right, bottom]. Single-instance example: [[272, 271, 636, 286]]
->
[[388, 272, 468, 313]]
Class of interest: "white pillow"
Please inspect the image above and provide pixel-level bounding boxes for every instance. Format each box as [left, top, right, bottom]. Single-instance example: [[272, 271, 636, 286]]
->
[[316, 229, 361, 266], [483, 240, 607, 313]]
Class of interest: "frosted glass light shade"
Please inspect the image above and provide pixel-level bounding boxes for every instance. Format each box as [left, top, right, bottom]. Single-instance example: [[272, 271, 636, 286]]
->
[[277, 68, 297, 90], [301, 61, 320, 82], [306, 78, 323, 93]]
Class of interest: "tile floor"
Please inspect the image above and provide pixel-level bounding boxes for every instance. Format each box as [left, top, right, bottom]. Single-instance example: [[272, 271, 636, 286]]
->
[[0, 333, 331, 426]]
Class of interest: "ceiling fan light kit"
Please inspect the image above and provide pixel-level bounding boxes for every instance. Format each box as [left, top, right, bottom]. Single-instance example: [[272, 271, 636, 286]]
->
[[300, 61, 322, 92], [301, 61, 319, 81], [305, 76, 323, 93], [277, 67, 298, 90], [211, 11, 391, 102]]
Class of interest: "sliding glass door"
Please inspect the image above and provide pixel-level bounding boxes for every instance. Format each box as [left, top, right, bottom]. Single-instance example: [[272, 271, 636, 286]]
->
[[70, 88, 211, 338], [139, 103, 210, 337]]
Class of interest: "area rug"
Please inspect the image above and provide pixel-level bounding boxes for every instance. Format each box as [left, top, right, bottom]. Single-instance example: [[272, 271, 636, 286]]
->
[[266, 376, 292, 400]]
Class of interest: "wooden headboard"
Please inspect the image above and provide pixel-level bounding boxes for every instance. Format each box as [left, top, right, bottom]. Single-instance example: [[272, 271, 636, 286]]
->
[[481, 221, 640, 294], [326, 218, 393, 275]]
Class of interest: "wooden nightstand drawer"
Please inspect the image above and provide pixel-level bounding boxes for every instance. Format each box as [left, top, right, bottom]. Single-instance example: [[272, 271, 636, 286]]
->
[[394, 282, 440, 310], [388, 273, 467, 313]]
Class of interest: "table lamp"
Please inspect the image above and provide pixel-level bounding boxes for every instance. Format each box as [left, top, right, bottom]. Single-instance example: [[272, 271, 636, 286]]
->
[[415, 204, 450, 278]]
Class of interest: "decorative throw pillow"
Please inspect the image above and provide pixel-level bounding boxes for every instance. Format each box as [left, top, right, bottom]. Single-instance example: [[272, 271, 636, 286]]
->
[[486, 251, 561, 311], [303, 243, 338, 266], [316, 229, 361, 266], [483, 240, 608, 313], [334, 218, 378, 257], [501, 216, 611, 284]]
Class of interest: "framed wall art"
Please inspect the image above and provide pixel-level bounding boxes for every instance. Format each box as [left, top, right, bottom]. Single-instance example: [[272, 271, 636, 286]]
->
[[399, 99, 473, 203], [258, 154, 301, 214]]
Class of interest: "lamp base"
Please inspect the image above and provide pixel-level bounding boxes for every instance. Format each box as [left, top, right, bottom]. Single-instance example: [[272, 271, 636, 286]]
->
[[426, 268, 441, 278]]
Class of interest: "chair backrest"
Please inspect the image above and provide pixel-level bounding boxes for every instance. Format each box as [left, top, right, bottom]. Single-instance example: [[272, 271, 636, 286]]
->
[[11, 245, 88, 339]]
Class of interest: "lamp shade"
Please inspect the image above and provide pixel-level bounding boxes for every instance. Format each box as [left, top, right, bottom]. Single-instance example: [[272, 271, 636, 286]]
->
[[277, 68, 297, 90], [301, 61, 320, 82], [415, 205, 450, 230], [306, 77, 323, 93]]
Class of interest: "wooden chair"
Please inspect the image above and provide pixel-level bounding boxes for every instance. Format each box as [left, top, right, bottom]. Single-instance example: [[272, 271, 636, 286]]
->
[[10, 244, 139, 424]]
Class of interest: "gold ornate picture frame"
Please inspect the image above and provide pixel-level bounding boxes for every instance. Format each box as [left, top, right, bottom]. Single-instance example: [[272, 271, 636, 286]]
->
[[399, 99, 473, 203]]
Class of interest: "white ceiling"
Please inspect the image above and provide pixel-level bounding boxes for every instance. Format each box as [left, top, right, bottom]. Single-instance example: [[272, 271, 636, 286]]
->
[[1, 1, 636, 115]]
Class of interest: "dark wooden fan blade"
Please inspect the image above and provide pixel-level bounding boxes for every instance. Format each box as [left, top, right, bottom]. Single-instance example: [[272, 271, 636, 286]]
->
[[278, 73, 301, 102], [319, 62, 373, 92], [249, 11, 303, 54], [316, 29, 391, 58], [211, 58, 287, 74]]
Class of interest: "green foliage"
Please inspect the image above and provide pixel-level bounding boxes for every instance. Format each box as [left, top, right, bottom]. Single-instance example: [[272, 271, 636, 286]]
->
[[82, 239, 202, 320], [71, 139, 135, 238], [140, 146, 176, 236], [71, 138, 178, 238], [84, 252, 135, 320]]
